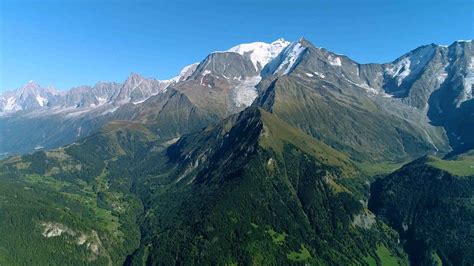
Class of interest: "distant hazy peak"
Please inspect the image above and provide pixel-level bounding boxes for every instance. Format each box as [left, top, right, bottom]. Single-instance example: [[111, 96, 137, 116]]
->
[[124, 72, 147, 86]]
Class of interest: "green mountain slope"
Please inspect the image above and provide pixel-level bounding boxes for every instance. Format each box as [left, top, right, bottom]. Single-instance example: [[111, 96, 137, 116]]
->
[[0, 109, 407, 265], [256, 39, 449, 163], [369, 154, 474, 265], [0, 121, 158, 265], [1, 38, 473, 266], [127, 108, 407, 265]]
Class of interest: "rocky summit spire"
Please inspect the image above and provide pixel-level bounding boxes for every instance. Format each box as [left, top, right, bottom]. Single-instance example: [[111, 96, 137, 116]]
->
[[124, 72, 145, 87]]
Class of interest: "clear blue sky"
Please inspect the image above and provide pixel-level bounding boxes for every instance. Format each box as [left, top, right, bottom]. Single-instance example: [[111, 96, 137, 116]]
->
[[1, 0, 472, 92]]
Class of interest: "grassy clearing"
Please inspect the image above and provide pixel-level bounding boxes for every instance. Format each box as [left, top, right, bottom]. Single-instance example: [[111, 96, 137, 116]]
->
[[102, 120, 157, 141], [376, 245, 399, 266], [266, 228, 287, 245], [356, 161, 406, 177], [363, 255, 377, 266], [327, 178, 351, 193], [259, 109, 355, 176], [432, 252, 442, 266], [250, 223, 259, 229], [427, 153, 474, 177], [26, 174, 67, 191], [286, 244, 312, 262]]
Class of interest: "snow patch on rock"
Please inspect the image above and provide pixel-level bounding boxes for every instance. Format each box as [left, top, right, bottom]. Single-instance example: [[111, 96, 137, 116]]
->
[[345, 78, 379, 95], [314, 71, 326, 79], [386, 58, 412, 86], [314, 72, 325, 79], [4, 97, 21, 111], [132, 98, 147, 105], [275, 42, 306, 75], [96, 96, 107, 105], [36, 95, 48, 107], [232, 76, 261, 108], [171, 63, 199, 82], [461, 56, 474, 103], [200, 70, 212, 85], [328, 55, 342, 66], [100, 106, 120, 115], [436, 64, 449, 85], [386, 45, 436, 86]]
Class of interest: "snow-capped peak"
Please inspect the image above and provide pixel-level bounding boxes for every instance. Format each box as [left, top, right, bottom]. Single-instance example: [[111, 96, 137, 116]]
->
[[227, 38, 290, 70], [261, 40, 307, 77], [0, 81, 54, 113]]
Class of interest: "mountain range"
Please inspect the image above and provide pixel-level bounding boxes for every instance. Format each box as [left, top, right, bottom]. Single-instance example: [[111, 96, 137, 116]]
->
[[1, 38, 472, 160], [0, 37, 472, 265]]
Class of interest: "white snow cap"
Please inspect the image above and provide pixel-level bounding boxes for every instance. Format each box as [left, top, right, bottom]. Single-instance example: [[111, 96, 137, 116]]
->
[[227, 38, 290, 70]]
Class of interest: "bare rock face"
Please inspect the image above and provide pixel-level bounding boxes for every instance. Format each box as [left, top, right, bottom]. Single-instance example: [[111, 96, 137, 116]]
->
[[40, 222, 104, 261]]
